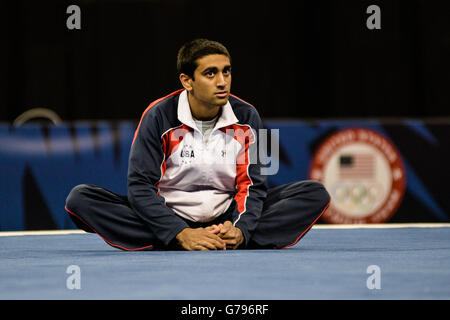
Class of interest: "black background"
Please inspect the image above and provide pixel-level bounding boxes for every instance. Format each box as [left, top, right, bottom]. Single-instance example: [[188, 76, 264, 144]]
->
[[1, 0, 450, 122]]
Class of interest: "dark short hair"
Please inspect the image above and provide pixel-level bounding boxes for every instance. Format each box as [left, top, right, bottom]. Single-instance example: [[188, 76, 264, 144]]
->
[[177, 39, 231, 79]]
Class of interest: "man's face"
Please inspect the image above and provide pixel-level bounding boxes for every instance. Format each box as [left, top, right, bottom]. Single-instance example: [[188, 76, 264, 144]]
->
[[189, 54, 232, 107]]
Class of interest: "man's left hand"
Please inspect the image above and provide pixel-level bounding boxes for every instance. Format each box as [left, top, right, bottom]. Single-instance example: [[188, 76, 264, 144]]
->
[[207, 221, 244, 249]]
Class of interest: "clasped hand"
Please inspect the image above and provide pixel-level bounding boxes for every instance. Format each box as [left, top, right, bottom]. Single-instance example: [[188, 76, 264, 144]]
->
[[176, 221, 244, 251]]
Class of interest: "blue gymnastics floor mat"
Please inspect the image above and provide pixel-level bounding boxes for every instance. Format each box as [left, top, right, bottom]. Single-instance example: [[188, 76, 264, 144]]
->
[[1, 226, 449, 300]]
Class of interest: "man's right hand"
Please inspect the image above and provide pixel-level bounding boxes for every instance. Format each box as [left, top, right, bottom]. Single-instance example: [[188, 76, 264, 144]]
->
[[175, 227, 226, 251]]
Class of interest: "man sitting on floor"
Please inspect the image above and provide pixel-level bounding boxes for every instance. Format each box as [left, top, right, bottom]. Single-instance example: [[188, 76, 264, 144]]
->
[[65, 39, 330, 251]]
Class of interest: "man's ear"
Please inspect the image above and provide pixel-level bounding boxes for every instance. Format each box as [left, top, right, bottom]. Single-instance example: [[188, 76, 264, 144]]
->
[[179, 73, 193, 92]]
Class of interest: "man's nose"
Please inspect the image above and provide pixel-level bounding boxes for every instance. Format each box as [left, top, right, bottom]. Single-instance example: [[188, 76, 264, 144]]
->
[[216, 72, 227, 87]]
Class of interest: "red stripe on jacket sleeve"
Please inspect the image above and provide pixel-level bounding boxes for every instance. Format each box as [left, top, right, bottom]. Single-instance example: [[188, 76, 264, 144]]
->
[[156, 124, 192, 194], [230, 124, 255, 214], [131, 89, 184, 148], [162, 124, 191, 157]]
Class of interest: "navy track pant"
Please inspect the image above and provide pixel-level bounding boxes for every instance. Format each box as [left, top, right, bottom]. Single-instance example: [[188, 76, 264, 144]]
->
[[65, 181, 330, 251]]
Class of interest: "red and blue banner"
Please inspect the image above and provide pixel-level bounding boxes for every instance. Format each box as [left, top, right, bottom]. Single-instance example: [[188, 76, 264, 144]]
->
[[1, 119, 448, 230]]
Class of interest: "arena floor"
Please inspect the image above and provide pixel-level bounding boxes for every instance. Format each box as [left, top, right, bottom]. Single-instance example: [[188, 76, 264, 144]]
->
[[1, 224, 449, 300]]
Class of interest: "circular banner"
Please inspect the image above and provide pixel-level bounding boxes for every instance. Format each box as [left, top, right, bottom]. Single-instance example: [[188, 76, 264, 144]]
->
[[309, 128, 406, 224]]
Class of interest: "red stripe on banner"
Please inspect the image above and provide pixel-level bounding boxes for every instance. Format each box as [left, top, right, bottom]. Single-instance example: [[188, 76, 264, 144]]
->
[[339, 153, 375, 179]]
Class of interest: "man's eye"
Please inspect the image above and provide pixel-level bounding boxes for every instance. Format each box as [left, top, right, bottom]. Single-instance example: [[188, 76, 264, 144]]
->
[[205, 71, 215, 77]]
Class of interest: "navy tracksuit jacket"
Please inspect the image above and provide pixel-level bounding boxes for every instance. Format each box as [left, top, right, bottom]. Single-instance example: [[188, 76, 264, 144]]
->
[[65, 89, 330, 250]]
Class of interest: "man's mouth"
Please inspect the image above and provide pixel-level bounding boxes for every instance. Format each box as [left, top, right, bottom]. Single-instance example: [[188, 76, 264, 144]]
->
[[215, 91, 228, 98]]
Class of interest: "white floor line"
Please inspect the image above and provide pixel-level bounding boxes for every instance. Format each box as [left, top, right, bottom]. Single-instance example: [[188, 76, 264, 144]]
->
[[312, 223, 450, 229], [0, 223, 449, 237], [0, 230, 87, 237]]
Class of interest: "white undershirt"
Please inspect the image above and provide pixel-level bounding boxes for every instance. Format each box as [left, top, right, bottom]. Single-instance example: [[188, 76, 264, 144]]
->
[[193, 116, 219, 145]]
